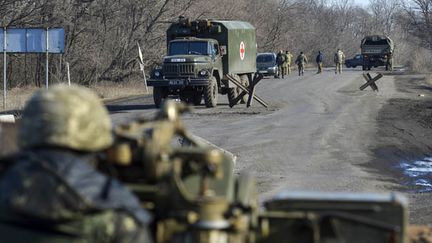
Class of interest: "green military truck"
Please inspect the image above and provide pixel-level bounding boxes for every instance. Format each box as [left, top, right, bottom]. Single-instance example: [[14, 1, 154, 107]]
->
[[361, 35, 394, 70], [148, 18, 257, 108]]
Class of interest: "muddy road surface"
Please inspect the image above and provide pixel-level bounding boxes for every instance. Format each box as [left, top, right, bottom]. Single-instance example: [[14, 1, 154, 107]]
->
[[107, 68, 432, 224]]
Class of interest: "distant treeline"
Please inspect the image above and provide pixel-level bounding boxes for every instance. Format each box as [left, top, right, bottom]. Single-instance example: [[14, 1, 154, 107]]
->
[[0, 0, 430, 87]]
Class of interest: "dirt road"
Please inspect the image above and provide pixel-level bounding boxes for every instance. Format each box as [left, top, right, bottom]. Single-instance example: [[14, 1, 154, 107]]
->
[[108, 68, 432, 224]]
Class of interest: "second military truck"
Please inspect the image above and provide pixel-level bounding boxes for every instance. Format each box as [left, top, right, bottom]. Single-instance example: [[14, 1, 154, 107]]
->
[[148, 18, 257, 108], [361, 35, 394, 70]]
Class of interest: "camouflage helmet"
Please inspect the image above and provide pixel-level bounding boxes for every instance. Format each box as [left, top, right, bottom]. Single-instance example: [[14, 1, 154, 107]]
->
[[18, 85, 113, 152]]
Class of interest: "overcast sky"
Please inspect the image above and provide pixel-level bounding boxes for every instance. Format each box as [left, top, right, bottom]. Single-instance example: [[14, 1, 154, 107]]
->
[[354, 0, 369, 6]]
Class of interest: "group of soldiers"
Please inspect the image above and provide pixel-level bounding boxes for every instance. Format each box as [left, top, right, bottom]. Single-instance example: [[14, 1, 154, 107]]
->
[[275, 50, 294, 78], [275, 49, 347, 77]]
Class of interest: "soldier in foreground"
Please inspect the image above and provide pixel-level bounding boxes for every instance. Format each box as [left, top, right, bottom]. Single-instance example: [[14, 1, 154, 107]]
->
[[0, 85, 152, 242], [334, 48, 345, 74], [295, 51, 308, 76]]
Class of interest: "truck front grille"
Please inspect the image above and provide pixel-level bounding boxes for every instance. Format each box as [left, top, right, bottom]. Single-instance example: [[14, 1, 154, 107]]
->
[[163, 64, 195, 76]]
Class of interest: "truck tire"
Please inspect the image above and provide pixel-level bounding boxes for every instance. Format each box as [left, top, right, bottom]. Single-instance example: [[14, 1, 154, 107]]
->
[[240, 75, 249, 104], [204, 76, 218, 108], [227, 87, 238, 106], [153, 87, 168, 108]]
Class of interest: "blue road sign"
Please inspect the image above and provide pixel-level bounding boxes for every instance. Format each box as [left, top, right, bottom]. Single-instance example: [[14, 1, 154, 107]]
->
[[6, 29, 26, 52], [27, 28, 46, 52], [0, 28, 64, 53], [48, 28, 65, 53]]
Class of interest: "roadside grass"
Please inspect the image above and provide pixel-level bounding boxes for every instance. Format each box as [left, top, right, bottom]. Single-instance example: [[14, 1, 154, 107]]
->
[[0, 81, 150, 112]]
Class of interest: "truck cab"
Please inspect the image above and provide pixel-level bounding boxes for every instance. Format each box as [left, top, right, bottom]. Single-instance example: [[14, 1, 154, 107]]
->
[[158, 38, 222, 83], [150, 38, 223, 107]]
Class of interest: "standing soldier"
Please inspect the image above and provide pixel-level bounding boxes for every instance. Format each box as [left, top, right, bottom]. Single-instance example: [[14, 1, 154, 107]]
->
[[386, 52, 393, 71], [283, 51, 288, 76], [276, 50, 286, 78], [0, 85, 153, 242], [334, 48, 345, 74], [286, 51, 294, 75], [316, 51, 324, 74], [295, 51, 308, 76]]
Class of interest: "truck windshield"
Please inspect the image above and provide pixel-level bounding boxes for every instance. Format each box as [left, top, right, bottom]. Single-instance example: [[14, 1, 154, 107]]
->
[[363, 39, 389, 45], [169, 41, 209, 56]]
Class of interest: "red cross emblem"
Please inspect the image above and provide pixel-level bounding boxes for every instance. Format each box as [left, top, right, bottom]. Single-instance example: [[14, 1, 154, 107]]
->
[[240, 41, 245, 60]]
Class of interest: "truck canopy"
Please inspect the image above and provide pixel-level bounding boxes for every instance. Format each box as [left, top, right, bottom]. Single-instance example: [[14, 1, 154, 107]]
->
[[167, 19, 256, 75], [361, 35, 394, 55]]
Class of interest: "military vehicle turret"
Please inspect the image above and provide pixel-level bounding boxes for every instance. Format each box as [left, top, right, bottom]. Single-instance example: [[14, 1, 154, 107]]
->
[[148, 17, 257, 108], [361, 35, 394, 70]]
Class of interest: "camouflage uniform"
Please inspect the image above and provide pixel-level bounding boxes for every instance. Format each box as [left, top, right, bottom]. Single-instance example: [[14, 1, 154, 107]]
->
[[386, 53, 393, 71], [276, 50, 286, 78], [283, 51, 290, 76], [286, 51, 293, 75], [295, 52, 308, 76], [0, 86, 152, 242], [334, 49, 345, 74]]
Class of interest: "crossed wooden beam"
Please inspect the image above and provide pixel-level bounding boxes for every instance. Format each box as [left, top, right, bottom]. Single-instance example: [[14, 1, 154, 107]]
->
[[360, 73, 383, 91], [226, 73, 268, 108]]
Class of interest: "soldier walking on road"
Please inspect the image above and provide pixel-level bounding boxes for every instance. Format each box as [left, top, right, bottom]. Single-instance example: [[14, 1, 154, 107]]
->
[[295, 51, 308, 76], [316, 51, 324, 74], [0, 85, 153, 242], [284, 51, 293, 76], [276, 50, 286, 78], [334, 49, 345, 74]]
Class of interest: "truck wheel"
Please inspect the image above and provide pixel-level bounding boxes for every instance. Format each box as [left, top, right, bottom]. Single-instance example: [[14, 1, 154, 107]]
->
[[227, 87, 238, 106], [240, 75, 249, 104], [204, 76, 218, 108], [153, 87, 168, 108]]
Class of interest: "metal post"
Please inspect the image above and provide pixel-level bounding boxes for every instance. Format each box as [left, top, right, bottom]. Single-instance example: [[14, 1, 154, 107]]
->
[[137, 42, 149, 93], [141, 63, 148, 93], [3, 27, 6, 110], [66, 62, 71, 86], [45, 28, 49, 89]]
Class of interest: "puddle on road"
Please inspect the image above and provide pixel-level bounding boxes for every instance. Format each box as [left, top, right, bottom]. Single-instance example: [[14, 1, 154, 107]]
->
[[398, 157, 432, 192]]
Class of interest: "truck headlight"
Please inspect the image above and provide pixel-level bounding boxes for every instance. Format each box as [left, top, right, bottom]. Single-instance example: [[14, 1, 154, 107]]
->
[[155, 71, 161, 77], [199, 70, 209, 76]]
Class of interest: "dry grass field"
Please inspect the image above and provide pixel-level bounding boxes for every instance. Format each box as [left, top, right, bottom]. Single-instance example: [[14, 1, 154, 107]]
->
[[0, 81, 149, 113]]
